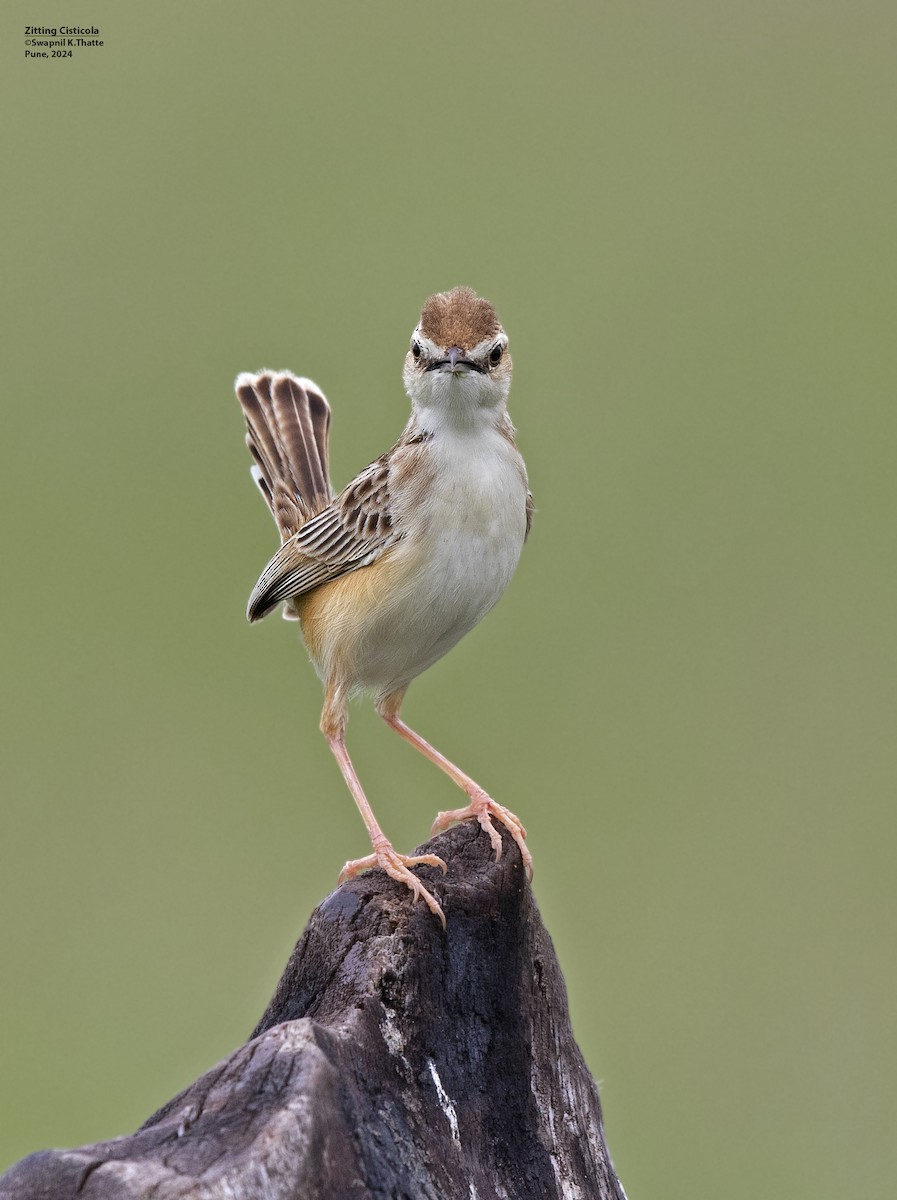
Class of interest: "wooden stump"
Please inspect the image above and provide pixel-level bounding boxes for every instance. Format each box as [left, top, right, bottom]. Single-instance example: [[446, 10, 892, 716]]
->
[[0, 822, 627, 1199]]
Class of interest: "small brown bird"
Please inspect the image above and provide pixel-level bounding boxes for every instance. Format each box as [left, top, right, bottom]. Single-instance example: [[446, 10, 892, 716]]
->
[[236, 287, 533, 924]]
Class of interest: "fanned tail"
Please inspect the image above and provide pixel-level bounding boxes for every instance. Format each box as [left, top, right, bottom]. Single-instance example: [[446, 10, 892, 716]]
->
[[235, 371, 332, 541]]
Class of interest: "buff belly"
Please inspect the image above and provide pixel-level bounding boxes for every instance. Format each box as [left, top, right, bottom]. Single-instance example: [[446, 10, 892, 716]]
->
[[296, 505, 525, 697]]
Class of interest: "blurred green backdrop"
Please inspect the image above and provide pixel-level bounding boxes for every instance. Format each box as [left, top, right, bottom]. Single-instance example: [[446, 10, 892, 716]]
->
[[2, 2, 895, 1195]]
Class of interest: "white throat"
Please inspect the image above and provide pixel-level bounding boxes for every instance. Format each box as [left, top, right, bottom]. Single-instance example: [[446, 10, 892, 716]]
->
[[405, 369, 511, 437]]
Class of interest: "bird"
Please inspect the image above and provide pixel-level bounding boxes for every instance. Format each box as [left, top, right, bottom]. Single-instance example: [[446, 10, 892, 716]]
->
[[235, 286, 533, 925]]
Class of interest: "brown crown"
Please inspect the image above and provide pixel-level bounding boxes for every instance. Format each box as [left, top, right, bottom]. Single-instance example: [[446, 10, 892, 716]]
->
[[419, 286, 501, 351]]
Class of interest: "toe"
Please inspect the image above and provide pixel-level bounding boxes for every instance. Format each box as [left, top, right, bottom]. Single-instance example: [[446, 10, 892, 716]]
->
[[430, 796, 532, 877], [405, 853, 448, 875], [338, 854, 377, 883], [475, 812, 504, 860], [339, 846, 446, 925], [430, 808, 462, 835]]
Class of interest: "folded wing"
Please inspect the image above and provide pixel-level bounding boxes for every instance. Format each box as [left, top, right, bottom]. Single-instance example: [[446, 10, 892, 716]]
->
[[246, 457, 402, 622]]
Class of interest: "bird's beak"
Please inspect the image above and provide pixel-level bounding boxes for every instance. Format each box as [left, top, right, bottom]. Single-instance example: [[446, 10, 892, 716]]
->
[[446, 346, 480, 374], [425, 347, 484, 374]]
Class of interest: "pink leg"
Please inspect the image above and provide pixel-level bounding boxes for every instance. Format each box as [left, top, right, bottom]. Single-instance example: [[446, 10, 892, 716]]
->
[[323, 718, 446, 926], [378, 702, 532, 880]]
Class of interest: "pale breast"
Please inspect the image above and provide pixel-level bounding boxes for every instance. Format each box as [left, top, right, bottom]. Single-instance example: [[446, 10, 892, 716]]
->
[[302, 426, 528, 695], [413, 427, 528, 613]]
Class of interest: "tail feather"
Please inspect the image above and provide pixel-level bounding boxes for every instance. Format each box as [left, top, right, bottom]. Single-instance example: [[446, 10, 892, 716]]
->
[[236, 371, 333, 541], [269, 373, 331, 514]]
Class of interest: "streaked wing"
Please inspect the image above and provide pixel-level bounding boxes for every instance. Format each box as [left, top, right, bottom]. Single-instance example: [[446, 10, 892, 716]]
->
[[247, 456, 399, 621]]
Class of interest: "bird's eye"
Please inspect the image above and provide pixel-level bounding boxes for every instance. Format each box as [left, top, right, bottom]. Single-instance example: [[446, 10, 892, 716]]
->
[[489, 343, 503, 364], [411, 340, 422, 360]]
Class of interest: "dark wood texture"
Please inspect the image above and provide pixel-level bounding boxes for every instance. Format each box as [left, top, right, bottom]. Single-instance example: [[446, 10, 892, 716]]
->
[[0, 822, 627, 1200]]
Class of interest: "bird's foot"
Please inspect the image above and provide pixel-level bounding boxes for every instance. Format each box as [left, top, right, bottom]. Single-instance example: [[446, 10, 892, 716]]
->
[[339, 842, 447, 927], [431, 789, 533, 880]]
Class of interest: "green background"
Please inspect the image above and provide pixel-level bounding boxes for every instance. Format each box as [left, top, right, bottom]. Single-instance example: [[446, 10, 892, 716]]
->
[[3, 2, 895, 1195]]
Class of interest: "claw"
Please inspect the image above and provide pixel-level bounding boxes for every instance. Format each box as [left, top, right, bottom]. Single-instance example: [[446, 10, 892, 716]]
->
[[339, 844, 447, 926], [432, 791, 532, 880]]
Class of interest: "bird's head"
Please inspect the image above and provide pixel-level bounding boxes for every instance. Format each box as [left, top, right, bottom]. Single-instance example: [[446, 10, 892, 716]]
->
[[403, 286, 512, 419]]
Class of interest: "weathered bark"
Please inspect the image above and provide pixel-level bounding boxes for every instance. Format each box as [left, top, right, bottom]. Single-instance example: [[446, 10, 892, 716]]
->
[[0, 821, 627, 1200]]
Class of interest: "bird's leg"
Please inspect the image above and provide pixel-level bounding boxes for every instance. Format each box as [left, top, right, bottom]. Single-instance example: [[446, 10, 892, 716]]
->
[[321, 685, 447, 926], [376, 691, 532, 880]]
